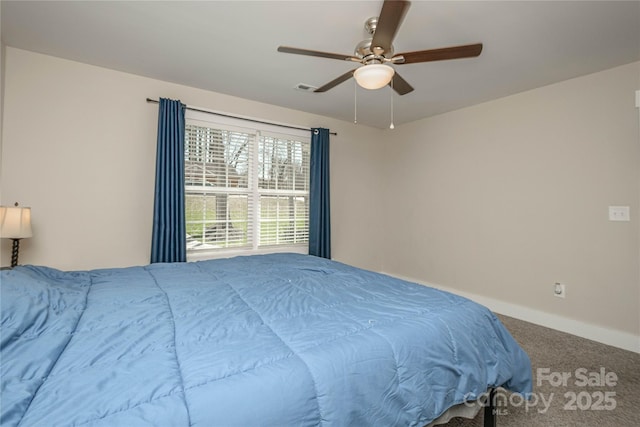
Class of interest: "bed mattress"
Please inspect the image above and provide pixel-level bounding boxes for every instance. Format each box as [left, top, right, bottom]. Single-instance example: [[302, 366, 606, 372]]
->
[[1, 253, 532, 426]]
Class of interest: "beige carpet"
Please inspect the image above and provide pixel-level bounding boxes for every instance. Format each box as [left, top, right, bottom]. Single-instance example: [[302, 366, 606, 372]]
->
[[443, 314, 640, 427]]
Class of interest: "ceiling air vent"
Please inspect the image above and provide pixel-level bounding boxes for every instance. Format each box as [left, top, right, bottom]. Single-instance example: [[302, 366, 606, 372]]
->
[[294, 83, 318, 92]]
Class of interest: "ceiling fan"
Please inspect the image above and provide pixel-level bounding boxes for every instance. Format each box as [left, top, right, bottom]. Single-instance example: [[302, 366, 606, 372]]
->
[[277, 0, 483, 96]]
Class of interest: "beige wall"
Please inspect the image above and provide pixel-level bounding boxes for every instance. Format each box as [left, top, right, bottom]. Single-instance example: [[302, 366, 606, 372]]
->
[[382, 62, 640, 342], [0, 47, 385, 271], [1, 34, 5, 193]]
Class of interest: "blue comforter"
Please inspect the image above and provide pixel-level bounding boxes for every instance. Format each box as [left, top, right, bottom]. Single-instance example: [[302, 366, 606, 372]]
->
[[1, 253, 531, 426]]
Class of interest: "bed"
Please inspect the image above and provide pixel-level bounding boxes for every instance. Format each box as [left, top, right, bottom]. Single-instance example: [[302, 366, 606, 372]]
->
[[1, 253, 532, 427]]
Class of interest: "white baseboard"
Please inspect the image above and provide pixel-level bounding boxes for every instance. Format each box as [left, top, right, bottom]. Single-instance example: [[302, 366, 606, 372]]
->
[[383, 272, 640, 354]]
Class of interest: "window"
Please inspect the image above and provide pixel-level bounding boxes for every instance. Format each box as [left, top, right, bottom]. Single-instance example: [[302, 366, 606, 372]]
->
[[184, 112, 310, 257]]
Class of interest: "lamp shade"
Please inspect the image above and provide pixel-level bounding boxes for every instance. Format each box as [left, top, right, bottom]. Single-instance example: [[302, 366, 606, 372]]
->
[[0, 206, 33, 239], [353, 64, 395, 90]]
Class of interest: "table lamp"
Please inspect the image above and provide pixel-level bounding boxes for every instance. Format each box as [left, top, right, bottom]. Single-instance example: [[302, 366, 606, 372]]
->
[[0, 203, 33, 267]]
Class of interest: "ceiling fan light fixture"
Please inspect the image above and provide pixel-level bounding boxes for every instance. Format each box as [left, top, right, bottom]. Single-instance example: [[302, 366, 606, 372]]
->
[[354, 64, 395, 90]]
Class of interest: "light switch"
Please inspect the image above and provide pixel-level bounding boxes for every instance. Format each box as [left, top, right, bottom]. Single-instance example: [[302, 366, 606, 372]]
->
[[609, 206, 630, 221]]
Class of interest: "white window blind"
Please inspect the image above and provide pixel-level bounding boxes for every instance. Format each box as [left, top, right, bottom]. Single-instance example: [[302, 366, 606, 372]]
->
[[184, 114, 310, 256], [258, 135, 310, 246]]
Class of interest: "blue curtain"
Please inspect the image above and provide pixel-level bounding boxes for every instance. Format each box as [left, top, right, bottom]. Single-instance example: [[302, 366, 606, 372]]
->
[[309, 128, 331, 258], [151, 98, 186, 263]]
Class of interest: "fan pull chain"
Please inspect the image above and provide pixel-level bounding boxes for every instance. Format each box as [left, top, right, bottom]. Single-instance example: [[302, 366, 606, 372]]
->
[[354, 79, 357, 124], [389, 78, 395, 129]]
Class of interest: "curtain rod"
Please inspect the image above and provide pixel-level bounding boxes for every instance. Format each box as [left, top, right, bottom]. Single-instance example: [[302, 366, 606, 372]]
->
[[146, 98, 337, 136]]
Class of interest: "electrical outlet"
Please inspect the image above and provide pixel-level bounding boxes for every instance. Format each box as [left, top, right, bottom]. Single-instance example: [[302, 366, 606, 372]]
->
[[609, 206, 630, 221], [554, 282, 566, 298]]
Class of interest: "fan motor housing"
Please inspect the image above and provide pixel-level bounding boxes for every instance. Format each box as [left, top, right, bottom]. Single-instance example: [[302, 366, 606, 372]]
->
[[355, 39, 394, 63], [356, 17, 394, 62]]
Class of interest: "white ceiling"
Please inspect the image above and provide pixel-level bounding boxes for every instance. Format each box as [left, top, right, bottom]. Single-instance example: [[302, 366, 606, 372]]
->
[[2, 1, 639, 129]]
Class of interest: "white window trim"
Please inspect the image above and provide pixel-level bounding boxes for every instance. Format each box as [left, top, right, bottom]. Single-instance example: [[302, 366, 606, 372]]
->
[[187, 244, 308, 262], [184, 109, 311, 262], [186, 110, 310, 140]]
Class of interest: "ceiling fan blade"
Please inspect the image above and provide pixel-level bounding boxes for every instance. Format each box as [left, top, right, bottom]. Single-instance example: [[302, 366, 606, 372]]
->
[[314, 70, 356, 92], [371, 0, 410, 53], [277, 46, 357, 61], [396, 43, 483, 64], [390, 72, 414, 95]]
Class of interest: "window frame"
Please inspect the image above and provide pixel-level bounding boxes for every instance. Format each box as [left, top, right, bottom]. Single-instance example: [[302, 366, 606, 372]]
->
[[184, 109, 311, 261]]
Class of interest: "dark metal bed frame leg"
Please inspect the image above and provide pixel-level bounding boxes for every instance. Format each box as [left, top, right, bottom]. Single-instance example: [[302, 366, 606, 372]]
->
[[483, 388, 497, 427]]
